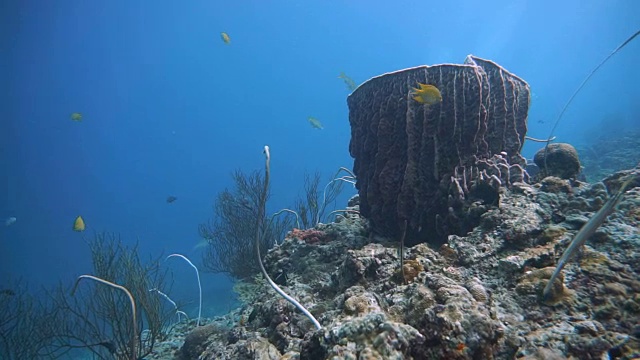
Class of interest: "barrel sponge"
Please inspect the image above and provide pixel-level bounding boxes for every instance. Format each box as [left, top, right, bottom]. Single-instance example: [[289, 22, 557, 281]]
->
[[347, 55, 530, 245]]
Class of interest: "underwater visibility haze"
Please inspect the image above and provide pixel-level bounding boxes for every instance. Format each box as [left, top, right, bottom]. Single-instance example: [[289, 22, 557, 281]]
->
[[1, 1, 639, 359]]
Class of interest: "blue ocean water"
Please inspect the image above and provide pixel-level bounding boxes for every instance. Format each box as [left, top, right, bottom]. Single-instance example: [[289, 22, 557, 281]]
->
[[1, 0, 638, 321]]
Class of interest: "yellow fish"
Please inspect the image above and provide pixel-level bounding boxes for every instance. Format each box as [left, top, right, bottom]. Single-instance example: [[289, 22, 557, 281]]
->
[[338, 72, 357, 91], [71, 112, 82, 121], [220, 32, 231, 44], [411, 83, 442, 105], [73, 215, 85, 232], [308, 117, 324, 130]]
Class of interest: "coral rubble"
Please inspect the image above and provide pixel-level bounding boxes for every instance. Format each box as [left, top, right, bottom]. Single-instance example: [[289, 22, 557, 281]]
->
[[166, 166, 639, 359]]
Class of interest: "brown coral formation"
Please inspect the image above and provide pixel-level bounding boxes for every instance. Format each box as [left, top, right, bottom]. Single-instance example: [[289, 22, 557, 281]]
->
[[177, 324, 219, 360], [286, 228, 329, 244], [348, 55, 530, 245], [401, 259, 424, 283], [534, 143, 581, 179]]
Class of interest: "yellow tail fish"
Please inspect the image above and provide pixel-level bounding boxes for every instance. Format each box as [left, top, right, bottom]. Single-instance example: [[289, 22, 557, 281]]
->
[[221, 32, 231, 44], [73, 215, 85, 232], [411, 83, 442, 105]]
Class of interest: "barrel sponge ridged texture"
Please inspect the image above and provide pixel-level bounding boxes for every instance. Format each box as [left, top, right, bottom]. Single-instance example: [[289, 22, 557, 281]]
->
[[347, 55, 530, 245]]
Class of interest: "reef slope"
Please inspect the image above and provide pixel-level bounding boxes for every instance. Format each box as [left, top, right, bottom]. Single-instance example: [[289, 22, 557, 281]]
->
[[164, 166, 640, 360]]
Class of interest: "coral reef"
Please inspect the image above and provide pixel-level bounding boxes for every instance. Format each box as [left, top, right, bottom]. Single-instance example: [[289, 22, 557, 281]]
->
[[286, 228, 330, 245], [163, 166, 640, 359], [577, 127, 640, 182], [347, 55, 530, 246], [131, 58, 640, 360], [533, 143, 581, 180]]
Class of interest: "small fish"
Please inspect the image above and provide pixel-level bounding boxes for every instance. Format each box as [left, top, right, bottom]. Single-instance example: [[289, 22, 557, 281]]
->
[[71, 112, 82, 121], [73, 215, 85, 232], [220, 32, 231, 44], [411, 83, 442, 105], [307, 117, 324, 130], [338, 72, 357, 91], [4, 217, 16, 227], [166, 196, 177, 203]]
